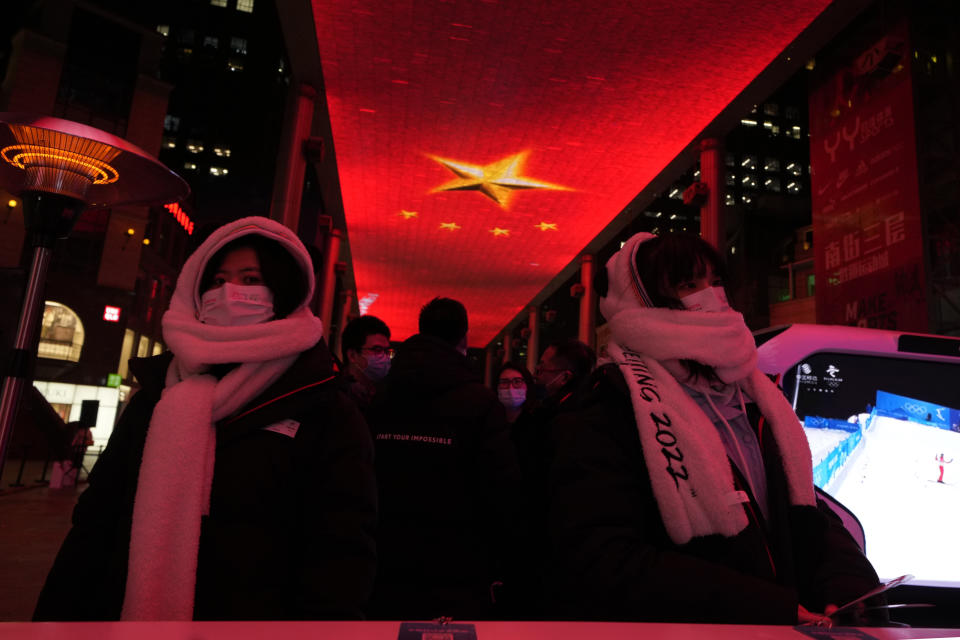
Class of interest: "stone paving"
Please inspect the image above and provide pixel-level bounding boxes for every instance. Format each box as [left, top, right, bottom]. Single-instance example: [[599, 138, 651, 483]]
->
[[0, 460, 84, 621]]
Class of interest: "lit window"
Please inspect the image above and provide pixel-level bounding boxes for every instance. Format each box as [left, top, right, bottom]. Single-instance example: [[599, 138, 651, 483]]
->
[[693, 169, 700, 179], [38, 302, 85, 362], [725, 193, 736, 206], [203, 36, 219, 48], [118, 329, 135, 379], [668, 187, 682, 200], [740, 118, 758, 127], [786, 162, 802, 176], [742, 194, 753, 204], [237, 0, 254, 12], [278, 58, 285, 74], [763, 103, 779, 116], [764, 177, 781, 192], [763, 158, 780, 172], [230, 37, 248, 54], [227, 59, 244, 72], [210, 166, 229, 176], [791, 125, 803, 140], [137, 335, 150, 358], [741, 155, 757, 171], [213, 146, 232, 157], [725, 172, 736, 186], [163, 115, 180, 132], [786, 181, 802, 194], [741, 174, 758, 189], [186, 141, 204, 154], [211, 0, 228, 6], [162, 136, 177, 149], [157, 25, 170, 37], [184, 162, 197, 170]]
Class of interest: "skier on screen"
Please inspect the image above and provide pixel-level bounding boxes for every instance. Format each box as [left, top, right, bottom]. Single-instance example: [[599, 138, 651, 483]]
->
[[935, 453, 953, 484]]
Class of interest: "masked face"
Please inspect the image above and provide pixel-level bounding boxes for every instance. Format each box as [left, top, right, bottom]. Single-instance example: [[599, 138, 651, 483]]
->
[[363, 353, 391, 381], [199, 282, 275, 326], [498, 386, 526, 408], [679, 286, 729, 313]]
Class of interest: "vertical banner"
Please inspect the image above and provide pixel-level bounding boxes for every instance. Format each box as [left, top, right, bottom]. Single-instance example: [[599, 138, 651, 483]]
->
[[809, 22, 927, 331]]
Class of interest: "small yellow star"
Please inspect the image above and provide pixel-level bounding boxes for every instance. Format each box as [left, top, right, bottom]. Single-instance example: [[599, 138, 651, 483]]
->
[[439, 222, 461, 231], [536, 222, 558, 231], [400, 210, 419, 219], [490, 227, 510, 237], [429, 151, 570, 208]]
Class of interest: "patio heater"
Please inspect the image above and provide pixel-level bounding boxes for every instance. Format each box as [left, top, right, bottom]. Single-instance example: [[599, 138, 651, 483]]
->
[[0, 113, 189, 476]]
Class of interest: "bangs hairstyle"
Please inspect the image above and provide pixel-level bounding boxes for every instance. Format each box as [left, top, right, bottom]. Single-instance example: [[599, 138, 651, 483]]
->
[[634, 232, 727, 309], [199, 234, 309, 319], [497, 361, 534, 391]]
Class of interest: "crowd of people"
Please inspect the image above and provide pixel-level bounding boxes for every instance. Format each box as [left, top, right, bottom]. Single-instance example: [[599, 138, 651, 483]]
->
[[33, 216, 885, 625]]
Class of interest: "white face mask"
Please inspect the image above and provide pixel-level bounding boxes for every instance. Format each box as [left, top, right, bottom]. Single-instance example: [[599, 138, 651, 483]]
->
[[199, 283, 275, 326], [498, 386, 526, 408], [680, 286, 730, 313], [363, 353, 391, 382]]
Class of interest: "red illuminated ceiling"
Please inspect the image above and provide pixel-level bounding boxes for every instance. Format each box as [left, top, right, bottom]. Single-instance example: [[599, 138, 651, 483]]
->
[[311, 0, 833, 346]]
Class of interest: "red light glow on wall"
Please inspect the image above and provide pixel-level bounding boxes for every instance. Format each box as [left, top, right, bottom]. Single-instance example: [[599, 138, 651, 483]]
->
[[311, 0, 833, 345], [103, 305, 121, 322], [164, 202, 194, 235]]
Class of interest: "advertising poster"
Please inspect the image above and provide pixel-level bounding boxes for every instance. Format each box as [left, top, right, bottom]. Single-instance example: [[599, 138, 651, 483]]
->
[[809, 21, 927, 331]]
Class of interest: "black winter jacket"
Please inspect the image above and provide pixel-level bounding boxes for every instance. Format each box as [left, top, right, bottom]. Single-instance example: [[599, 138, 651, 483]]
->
[[34, 340, 377, 621], [365, 334, 525, 620], [547, 364, 881, 625]]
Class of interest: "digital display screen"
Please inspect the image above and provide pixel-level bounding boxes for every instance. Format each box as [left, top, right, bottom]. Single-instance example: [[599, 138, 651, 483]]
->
[[783, 353, 960, 587]]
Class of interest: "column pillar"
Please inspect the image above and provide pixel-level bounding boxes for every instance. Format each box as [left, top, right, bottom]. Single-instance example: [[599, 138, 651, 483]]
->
[[526, 306, 540, 373], [578, 254, 597, 350], [332, 288, 354, 361], [484, 347, 496, 389], [698, 138, 724, 249], [270, 83, 316, 232], [317, 229, 342, 341]]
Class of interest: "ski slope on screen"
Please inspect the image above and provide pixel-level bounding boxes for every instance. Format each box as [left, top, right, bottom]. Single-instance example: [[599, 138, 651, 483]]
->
[[826, 416, 959, 586]]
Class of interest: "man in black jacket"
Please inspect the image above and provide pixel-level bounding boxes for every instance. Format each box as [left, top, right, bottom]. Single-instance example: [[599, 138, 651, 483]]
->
[[366, 297, 525, 621]]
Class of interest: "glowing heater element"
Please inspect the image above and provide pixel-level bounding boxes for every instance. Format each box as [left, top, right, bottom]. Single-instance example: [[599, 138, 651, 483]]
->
[[103, 306, 121, 322], [1, 124, 122, 201], [164, 202, 195, 234]]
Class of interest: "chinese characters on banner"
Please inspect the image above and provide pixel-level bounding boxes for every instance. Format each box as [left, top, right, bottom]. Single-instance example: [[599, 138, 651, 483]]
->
[[809, 22, 927, 331]]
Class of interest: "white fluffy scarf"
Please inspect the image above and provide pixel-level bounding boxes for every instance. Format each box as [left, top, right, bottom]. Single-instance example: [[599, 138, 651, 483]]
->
[[121, 217, 325, 620], [601, 233, 814, 546]]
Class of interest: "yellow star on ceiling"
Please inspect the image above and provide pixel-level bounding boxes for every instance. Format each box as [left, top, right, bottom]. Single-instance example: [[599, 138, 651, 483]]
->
[[400, 210, 419, 219], [439, 222, 461, 231], [490, 227, 510, 237], [429, 151, 570, 208], [536, 222, 558, 231]]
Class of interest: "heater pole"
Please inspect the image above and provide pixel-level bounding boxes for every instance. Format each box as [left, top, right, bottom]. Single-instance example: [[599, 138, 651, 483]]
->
[[0, 244, 53, 479]]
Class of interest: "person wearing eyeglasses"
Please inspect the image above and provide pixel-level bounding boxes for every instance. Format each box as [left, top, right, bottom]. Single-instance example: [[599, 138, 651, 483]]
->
[[496, 361, 534, 425], [339, 315, 393, 415]]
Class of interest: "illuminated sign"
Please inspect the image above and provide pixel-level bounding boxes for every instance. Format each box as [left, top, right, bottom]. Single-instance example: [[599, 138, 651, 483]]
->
[[164, 202, 195, 235], [106, 373, 122, 388], [103, 305, 121, 322], [312, 0, 836, 344]]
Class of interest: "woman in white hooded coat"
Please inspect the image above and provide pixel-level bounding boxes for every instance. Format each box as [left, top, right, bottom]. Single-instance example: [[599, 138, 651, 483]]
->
[[547, 231, 883, 626], [35, 216, 376, 621]]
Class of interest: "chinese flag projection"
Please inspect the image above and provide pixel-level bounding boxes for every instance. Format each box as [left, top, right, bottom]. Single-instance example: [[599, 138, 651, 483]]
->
[[809, 21, 927, 331], [312, 0, 834, 345]]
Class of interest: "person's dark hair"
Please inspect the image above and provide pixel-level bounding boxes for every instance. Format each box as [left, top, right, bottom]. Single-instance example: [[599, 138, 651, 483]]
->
[[634, 232, 728, 382], [496, 361, 534, 392], [633, 232, 727, 309], [548, 338, 596, 386], [418, 297, 468, 346], [199, 234, 308, 319], [341, 315, 391, 355]]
